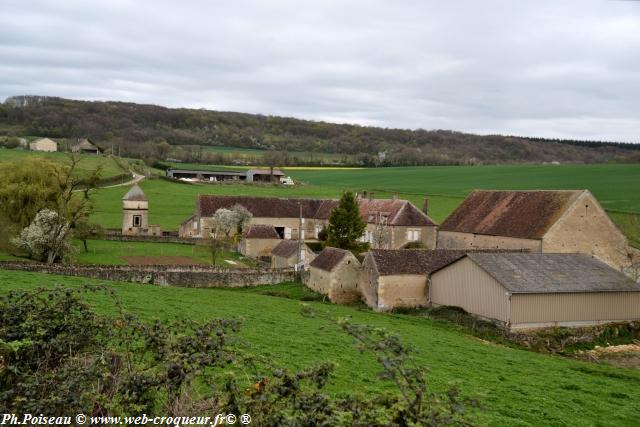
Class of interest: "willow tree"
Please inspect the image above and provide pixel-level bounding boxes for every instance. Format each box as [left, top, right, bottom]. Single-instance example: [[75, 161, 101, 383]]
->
[[0, 155, 102, 262]]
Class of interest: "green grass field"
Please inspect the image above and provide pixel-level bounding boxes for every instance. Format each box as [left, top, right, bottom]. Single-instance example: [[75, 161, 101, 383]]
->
[[1, 270, 639, 426], [0, 148, 129, 179]]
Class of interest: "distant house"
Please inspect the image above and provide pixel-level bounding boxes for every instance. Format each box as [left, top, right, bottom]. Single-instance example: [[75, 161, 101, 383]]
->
[[179, 195, 437, 249], [29, 138, 57, 152], [121, 184, 161, 236], [271, 240, 316, 269], [306, 247, 361, 303], [437, 190, 631, 271], [361, 249, 467, 311], [238, 225, 282, 258], [430, 252, 640, 330], [71, 138, 101, 154], [246, 169, 285, 183]]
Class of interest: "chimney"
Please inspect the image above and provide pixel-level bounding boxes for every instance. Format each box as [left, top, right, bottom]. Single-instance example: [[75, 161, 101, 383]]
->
[[368, 192, 374, 201], [422, 197, 429, 215], [392, 192, 398, 200], [361, 191, 367, 199]]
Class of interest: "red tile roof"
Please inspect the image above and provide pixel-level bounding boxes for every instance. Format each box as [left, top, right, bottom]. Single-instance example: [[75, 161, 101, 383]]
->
[[310, 247, 353, 272], [439, 190, 582, 239], [244, 224, 280, 239], [197, 195, 435, 227]]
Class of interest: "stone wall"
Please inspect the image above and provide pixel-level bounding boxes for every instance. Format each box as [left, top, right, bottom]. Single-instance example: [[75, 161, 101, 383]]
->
[[105, 230, 201, 245], [0, 261, 296, 288]]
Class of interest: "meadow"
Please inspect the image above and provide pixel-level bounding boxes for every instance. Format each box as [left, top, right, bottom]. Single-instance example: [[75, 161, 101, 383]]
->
[[1, 269, 639, 426]]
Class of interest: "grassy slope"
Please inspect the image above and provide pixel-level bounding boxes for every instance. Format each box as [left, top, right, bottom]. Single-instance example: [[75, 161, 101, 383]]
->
[[1, 270, 639, 426], [0, 149, 129, 179]]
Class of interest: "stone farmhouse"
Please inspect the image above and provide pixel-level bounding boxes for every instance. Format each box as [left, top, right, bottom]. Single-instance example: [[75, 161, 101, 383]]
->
[[121, 185, 161, 236], [179, 195, 437, 249], [29, 137, 57, 152], [238, 225, 281, 258], [306, 247, 361, 303], [430, 252, 640, 330], [271, 240, 316, 268], [437, 190, 631, 271], [360, 249, 467, 311]]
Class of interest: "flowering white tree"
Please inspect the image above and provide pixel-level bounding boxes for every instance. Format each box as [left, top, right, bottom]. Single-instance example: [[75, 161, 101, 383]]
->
[[12, 209, 75, 263], [231, 204, 252, 235], [212, 205, 253, 238]]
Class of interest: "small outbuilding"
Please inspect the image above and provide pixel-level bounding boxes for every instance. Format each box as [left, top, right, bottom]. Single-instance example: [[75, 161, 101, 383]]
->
[[430, 252, 640, 330], [239, 225, 282, 258], [271, 240, 316, 269], [306, 247, 361, 303], [121, 184, 161, 236], [71, 138, 101, 154], [361, 249, 467, 311], [29, 137, 58, 152]]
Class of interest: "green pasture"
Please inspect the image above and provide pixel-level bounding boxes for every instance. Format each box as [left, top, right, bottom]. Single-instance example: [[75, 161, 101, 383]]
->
[[0, 148, 129, 179], [1, 270, 639, 426]]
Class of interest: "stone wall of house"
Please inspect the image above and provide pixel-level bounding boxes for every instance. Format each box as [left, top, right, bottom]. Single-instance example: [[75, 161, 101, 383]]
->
[[542, 191, 631, 271], [437, 230, 542, 251], [389, 225, 437, 249], [0, 262, 296, 288]]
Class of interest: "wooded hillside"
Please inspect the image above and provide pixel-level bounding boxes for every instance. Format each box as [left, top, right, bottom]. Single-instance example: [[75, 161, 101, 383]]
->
[[2, 95, 638, 165]]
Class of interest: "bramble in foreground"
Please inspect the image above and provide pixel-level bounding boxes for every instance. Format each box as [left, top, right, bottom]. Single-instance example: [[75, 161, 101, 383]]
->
[[0, 286, 478, 426]]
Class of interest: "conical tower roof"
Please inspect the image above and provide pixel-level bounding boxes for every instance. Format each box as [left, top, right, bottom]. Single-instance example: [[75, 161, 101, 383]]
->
[[122, 184, 147, 201]]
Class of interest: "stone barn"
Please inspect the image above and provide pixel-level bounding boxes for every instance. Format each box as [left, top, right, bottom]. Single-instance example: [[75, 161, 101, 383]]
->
[[271, 240, 316, 269], [360, 249, 467, 311], [121, 184, 161, 236], [430, 252, 640, 330], [437, 190, 631, 271], [306, 247, 361, 303], [29, 137, 57, 152], [239, 225, 282, 259], [71, 138, 101, 154]]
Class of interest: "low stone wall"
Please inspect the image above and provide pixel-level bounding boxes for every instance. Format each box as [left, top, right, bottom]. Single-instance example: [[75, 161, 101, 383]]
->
[[104, 230, 201, 245], [0, 261, 296, 288]]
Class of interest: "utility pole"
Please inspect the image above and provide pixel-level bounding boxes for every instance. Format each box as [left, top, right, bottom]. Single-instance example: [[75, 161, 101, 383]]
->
[[297, 202, 302, 270]]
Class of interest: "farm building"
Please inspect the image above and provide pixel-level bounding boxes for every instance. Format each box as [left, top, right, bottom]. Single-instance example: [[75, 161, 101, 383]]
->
[[430, 252, 640, 330], [238, 225, 282, 258], [29, 137, 57, 152], [437, 190, 631, 271], [245, 169, 285, 183], [71, 138, 101, 154], [121, 184, 161, 236], [271, 240, 316, 268], [165, 168, 245, 182], [361, 249, 467, 311], [179, 195, 437, 249], [306, 247, 361, 303]]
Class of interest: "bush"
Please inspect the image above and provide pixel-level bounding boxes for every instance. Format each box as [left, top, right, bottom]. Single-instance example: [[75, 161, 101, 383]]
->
[[0, 286, 478, 424]]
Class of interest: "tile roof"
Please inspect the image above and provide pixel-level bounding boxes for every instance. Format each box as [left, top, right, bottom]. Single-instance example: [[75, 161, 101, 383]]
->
[[244, 224, 280, 239], [197, 195, 436, 226], [122, 184, 147, 201], [310, 247, 352, 272], [439, 190, 582, 239], [272, 240, 303, 258], [467, 252, 640, 293], [369, 249, 467, 275]]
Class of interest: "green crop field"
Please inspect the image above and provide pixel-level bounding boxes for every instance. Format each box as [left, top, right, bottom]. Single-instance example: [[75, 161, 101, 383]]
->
[[1, 270, 639, 426], [0, 148, 130, 179]]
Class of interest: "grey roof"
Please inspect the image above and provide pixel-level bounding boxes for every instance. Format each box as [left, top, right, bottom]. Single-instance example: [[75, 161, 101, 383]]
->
[[467, 253, 640, 294], [369, 249, 467, 275], [167, 169, 244, 176], [310, 247, 352, 272], [122, 184, 147, 201], [272, 240, 303, 258]]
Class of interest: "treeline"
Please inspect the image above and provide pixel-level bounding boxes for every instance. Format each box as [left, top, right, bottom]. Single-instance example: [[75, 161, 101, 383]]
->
[[1, 95, 639, 166]]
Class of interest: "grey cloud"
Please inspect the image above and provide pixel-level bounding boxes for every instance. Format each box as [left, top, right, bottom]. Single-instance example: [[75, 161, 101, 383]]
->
[[0, 0, 639, 141]]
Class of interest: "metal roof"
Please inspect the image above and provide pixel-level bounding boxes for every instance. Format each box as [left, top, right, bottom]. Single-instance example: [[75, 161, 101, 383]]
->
[[467, 252, 640, 294]]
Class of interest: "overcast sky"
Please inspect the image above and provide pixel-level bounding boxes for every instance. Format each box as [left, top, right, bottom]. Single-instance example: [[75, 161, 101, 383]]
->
[[1, 1, 639, 142]]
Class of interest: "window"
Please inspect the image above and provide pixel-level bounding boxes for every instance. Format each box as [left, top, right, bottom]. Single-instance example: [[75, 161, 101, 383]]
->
[[300, 229, 305, 240], [192, 220, 198, 230], [315, 225, 323, 238], [406, 229, 421, 241], [380, 215, 388, 225], [284, 227, 292, 239], [132, 215, 141, 227]]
